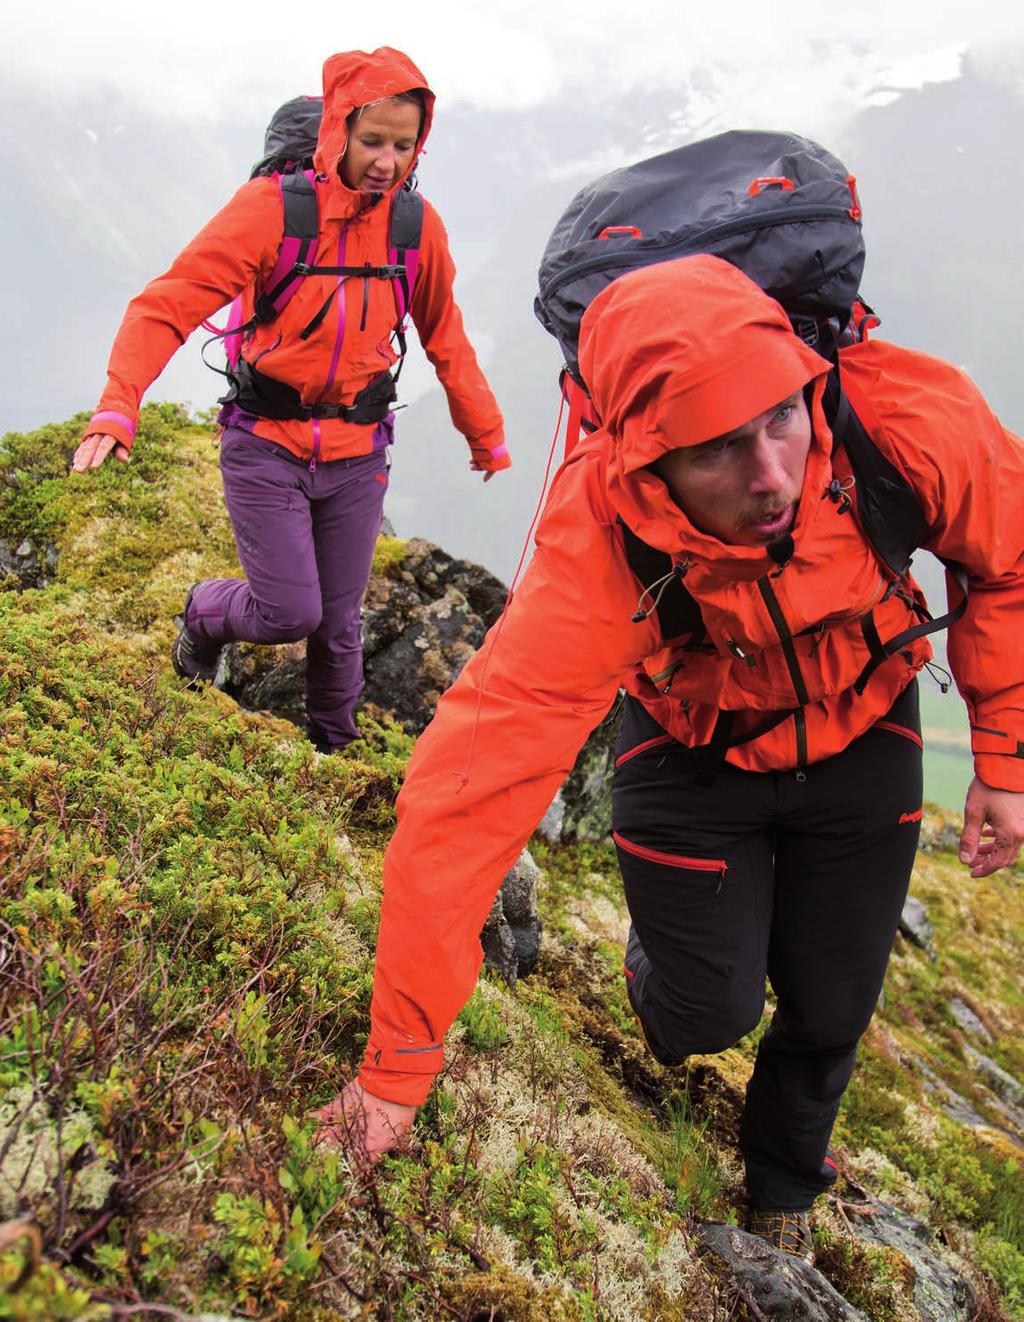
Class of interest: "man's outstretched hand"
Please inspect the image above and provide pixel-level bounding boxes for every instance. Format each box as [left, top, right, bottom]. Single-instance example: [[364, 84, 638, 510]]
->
[[310, 1079, 416, 1168], [959, 777, 1024, 878]]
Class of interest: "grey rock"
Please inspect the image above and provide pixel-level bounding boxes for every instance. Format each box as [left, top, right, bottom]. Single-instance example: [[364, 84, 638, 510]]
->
[[542, 700, 622, 844], [899, 896, 936, 959], [911, 1053, 1024, 1151], [535, 792, 566, 843], [0, 535, 59, 589], [965, 1046, 1024, 1105], [918, 817, 962, 856], [220, 537, 508, 735], [697, 1222, 869, 1321], [948, 997, 991, 1042], [844, 1197, 971, 1322], [480, 850, 542, 985]]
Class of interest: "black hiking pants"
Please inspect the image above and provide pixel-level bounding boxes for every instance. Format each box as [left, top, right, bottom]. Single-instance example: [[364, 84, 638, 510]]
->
[[612, 682, 923, 1211]]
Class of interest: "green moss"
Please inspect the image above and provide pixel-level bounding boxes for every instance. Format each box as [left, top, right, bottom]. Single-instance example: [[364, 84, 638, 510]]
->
[[6, 407, 1024, 1319], [371, 532, 410, 579]]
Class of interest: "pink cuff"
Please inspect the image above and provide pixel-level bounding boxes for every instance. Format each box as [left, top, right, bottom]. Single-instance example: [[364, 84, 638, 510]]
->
[[88, 410, 136, 441]]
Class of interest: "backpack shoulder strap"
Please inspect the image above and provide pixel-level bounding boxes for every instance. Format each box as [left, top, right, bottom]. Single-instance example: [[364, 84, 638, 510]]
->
[[617, 517, 705, 641], [388, 187, 424, 321], [825, 365, 968, 654], [823, 365, 931, 578], [254, 169, 320, 323]]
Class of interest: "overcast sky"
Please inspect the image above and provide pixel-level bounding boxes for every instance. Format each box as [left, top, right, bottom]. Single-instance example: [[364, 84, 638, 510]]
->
[[8, 0, 1024, 136]]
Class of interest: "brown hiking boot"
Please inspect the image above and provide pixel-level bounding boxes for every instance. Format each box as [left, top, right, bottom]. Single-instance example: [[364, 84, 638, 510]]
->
[[746, 1208, 815, 1263]]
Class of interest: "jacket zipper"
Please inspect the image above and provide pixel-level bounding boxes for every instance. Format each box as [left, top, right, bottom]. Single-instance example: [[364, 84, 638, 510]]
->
[[309, 225, 351, 471], [613, 832, 727, 878], [756, 575, 809, 769], [541, 206, 855, 301]]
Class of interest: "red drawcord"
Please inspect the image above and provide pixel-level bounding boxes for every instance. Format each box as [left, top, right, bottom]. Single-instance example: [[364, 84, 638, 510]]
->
[[455, 390, 568, 792]]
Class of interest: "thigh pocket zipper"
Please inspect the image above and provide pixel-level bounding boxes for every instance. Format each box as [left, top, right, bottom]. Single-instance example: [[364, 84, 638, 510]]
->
[[613, 832, 728, 888], [614, 734, 674, 768]]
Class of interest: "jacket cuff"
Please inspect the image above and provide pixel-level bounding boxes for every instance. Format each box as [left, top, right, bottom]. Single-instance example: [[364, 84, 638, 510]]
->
[[469, 440, 511, 472], [358, 1040, 444, 1107], [974, 752, 1024, 793], [84, 410, 137, 452]]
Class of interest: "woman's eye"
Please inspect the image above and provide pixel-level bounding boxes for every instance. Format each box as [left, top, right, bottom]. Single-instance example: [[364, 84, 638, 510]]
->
[[775, 406, 793, 423]]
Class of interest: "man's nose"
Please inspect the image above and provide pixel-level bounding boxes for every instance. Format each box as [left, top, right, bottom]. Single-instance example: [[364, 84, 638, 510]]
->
[[748, 430, 788, 494]]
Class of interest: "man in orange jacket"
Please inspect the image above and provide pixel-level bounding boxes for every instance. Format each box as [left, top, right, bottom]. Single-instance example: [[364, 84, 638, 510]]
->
[[317, 255, 1024, 1256]]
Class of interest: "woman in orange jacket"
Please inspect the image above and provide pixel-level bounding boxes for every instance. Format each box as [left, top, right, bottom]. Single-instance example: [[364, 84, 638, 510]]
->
[[71, 47, 508, 751], [319, 256, 1024, 1254]]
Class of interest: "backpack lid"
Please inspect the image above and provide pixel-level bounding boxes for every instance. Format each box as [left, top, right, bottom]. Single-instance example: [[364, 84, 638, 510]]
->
[[535, 129, 865, 383], [250, 95, 324, 179]]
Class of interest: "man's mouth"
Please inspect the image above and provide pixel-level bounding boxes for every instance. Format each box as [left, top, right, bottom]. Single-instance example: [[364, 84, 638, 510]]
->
[[745, 504, 795, 539]]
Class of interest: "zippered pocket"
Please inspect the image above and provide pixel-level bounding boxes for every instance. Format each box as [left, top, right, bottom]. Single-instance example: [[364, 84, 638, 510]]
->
[[874, 720, 923, 749], [541, 206, 854, 301], [614, 734, 674, 769], [613, 832, 727, 878]]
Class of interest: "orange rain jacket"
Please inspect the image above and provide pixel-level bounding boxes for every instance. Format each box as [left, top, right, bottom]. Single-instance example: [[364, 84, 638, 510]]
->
[[83, 48, 507, 470], [358, 255, 1024, 1106]]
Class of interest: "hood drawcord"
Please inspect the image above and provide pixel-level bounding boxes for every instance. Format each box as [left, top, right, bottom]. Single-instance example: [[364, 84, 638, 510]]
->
[[631, 559, 691, 624], [825, 473, 855, 514]]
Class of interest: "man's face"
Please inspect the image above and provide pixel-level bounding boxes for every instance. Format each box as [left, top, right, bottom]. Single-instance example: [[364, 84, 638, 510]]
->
[[653, 393, 812, 547]]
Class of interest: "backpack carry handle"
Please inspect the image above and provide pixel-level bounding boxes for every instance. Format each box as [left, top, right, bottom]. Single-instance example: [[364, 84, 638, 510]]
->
[[747, 176, 796, 196], [598, 225, 643, 239]]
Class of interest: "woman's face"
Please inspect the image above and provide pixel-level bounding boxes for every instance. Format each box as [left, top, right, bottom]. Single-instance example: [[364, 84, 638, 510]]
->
[[340, 100, 421, 192]]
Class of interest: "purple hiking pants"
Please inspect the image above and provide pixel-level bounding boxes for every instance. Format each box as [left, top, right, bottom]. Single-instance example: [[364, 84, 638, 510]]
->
[[187, 426, 389, 749]]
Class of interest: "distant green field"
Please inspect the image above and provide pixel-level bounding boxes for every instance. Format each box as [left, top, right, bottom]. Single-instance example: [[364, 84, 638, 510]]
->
[[919, 682, 971, 812]]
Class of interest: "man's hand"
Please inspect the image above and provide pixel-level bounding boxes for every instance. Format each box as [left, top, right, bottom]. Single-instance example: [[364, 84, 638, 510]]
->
[[310, 1079, 416, 1168], [959, 777, 1024, 878], [71, 433, 130, 472]]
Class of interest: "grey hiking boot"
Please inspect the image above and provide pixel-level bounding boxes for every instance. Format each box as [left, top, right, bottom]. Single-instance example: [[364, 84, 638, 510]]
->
[[746, 1208, 815, 1263], [171, 587, 222, 684]]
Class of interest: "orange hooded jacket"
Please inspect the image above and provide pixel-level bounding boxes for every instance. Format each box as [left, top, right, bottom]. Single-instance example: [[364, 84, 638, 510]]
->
[[358, 255, 1024, 1107], [83, 47, 506, 470]]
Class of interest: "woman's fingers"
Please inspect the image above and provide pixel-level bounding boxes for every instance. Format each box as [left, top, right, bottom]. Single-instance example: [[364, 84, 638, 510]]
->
[[71, 433, 129, 472]]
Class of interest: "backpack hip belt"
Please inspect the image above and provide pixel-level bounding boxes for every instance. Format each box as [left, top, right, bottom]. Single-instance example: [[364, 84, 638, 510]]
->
[[222, 355, 398, 424]]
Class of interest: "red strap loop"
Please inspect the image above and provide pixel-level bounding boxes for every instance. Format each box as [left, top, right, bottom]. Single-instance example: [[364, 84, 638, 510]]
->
[[598, 225, 643, 239], [747, 176, 796, 196]]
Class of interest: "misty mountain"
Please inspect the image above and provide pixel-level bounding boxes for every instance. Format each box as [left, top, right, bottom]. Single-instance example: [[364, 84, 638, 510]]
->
[[2, 63, 1021, 584]]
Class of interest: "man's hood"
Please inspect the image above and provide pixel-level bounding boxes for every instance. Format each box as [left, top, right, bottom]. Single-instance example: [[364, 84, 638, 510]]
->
[[578, 255, 834, 564], [314, 47, 435, 203]]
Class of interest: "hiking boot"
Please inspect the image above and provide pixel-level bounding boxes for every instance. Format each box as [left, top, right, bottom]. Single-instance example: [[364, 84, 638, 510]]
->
[[171, 587, 222, 684], [746, 1207, 815, 1263], [306, 719, 335, 754]]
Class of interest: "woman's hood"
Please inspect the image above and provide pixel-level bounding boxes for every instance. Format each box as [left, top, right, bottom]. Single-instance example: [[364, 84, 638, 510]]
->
[[314, 46, 435, 195], [578, 255, 834, 565]]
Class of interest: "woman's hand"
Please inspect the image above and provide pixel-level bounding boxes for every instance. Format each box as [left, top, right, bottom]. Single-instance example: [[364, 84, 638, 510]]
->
[[469, 440, 510, 481], [310, 1079, 416, 1168], [71, 433, 130, 472]]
